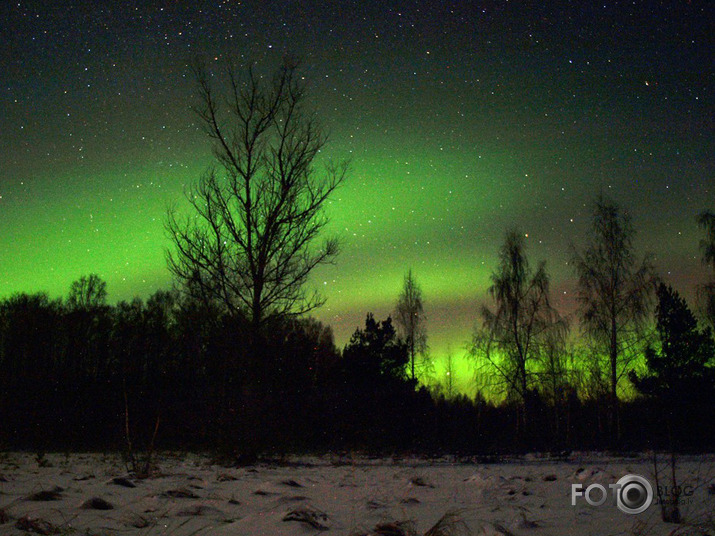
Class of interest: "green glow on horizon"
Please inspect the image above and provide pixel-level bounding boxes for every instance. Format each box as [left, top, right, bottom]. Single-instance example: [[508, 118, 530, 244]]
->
[[0, 128, 707, 397], [2, 3, 710, 399]]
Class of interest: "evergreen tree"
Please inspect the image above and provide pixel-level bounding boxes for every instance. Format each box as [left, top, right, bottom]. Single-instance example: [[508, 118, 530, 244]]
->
[[630, 283, 714, 402], [343, 314, 409, 384]]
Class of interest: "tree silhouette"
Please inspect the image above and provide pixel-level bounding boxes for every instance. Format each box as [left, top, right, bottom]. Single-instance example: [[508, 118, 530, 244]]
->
[[65, 275, 111, 380], [631, 283, 714, 402], [538, 330, 572, 445], [0, 293, 63, 447], [696, 210, 715, 333], [394, 269, 427, 382], [474, 230, 565, 436], [339, 314, 414, 447], [697, 210, 715, 275], [166, 57, 347, 362], [343, 314, 409, 384], [630, 283, 714, 521], [571, 195, 654, 440], [443, 345, 456, 399], [67, 274, 107, 310]]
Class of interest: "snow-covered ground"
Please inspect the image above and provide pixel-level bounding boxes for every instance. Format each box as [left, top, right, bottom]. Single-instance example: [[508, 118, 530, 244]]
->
[[0, 452, 713, 535]]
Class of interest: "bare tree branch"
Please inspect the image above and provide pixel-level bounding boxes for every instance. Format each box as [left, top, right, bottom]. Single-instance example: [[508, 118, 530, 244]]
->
[[166, 58, 347, 344], [570, 195, 655, 439]]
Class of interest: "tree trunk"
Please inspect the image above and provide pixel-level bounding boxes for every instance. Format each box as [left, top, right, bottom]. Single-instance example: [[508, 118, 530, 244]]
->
[[610, 315, 619, 443]]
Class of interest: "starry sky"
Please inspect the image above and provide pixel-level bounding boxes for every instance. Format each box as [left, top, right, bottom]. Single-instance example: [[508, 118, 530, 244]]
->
[[1, 1, 712, 392]]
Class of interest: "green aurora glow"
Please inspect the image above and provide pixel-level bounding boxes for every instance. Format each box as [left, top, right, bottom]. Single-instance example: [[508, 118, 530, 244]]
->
[[1, 1, 712, 394]]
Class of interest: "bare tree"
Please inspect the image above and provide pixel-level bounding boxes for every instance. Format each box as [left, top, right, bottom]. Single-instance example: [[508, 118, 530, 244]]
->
[[473, 230, 565, 433], [443, 344, 456, 399], [570, 195, 655, 440], [166, 57, 347, 355], [394, 269, 427, 382], [67, 274, 107, 310], [697, 210, 715, 275], [538, 328, 571, 443], [539, 332, 569, 406], [66, 274, 110, 379], [696, 210, 715, 332]]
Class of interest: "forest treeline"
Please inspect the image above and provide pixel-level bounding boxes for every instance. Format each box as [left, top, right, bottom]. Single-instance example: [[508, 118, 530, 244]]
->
[[2, 58, 713, 457], [0, 228, 713, 456]]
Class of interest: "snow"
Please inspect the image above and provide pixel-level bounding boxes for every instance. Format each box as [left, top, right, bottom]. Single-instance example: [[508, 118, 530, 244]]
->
[[0, 452, 712, 535]]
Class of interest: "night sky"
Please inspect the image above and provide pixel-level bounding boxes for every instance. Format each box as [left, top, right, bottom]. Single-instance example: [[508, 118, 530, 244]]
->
[[2, 1, 712, 391]]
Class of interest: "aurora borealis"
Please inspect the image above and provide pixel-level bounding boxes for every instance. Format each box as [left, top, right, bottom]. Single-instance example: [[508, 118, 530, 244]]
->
[[1, 1, 712, 392]]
